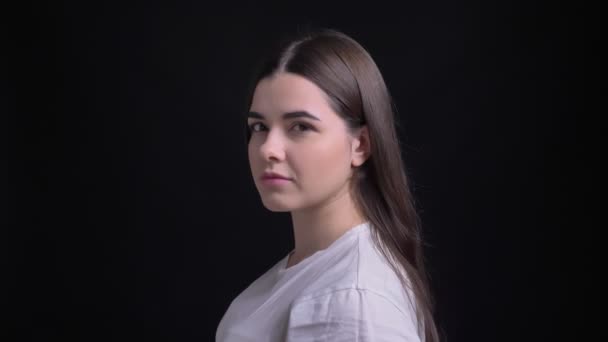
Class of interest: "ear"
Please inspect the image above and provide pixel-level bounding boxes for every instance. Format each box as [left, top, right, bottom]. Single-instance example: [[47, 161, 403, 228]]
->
[[351, 125, 371, 167]]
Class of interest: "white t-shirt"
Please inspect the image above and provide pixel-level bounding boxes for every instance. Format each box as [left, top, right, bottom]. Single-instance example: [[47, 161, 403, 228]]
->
[[215, 221, 423, 342]]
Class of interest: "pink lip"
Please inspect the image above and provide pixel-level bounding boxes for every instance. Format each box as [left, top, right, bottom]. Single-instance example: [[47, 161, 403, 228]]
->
[[261, 177, 292, 186], [261, 172, 292, 180]]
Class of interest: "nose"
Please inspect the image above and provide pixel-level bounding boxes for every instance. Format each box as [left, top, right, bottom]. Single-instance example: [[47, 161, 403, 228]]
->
[[259, 130, 286, 162]]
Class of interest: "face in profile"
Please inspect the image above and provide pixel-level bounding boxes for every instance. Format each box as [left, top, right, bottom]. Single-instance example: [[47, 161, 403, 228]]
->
[[247, 72, 366, 212]]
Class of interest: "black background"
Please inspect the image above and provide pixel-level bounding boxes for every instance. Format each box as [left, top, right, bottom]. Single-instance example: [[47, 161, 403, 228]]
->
[[8, 1, 574, 341]]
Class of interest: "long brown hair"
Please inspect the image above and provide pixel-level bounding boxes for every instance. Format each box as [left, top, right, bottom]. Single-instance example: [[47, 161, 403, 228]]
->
[[243, 28, 440, 342]]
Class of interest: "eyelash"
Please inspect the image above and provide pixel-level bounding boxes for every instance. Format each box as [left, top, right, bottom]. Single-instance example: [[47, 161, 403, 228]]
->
[[248, 122, 313, 134]]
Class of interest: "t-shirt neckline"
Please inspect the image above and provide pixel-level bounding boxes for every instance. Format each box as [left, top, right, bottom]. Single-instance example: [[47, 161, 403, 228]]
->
[[277, 221, 370, 275]]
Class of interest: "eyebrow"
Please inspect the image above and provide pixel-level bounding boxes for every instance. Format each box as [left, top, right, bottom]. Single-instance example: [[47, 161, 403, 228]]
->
[[247, 111, 321, 121]]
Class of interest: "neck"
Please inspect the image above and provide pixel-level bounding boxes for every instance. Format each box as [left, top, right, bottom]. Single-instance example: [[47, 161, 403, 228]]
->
[[288, 185, 366, 266]]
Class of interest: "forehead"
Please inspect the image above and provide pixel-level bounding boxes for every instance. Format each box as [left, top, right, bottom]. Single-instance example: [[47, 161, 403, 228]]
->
[[249, 72, 335, 119]]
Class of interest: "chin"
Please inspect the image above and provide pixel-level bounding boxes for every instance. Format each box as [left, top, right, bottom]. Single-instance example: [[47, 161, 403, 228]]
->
[[261, 199, 294, 212], [259, 195, 300, 212]]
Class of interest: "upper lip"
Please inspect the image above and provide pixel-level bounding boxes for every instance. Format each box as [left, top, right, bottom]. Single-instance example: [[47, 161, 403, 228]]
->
[[261, 171, 292, 180]]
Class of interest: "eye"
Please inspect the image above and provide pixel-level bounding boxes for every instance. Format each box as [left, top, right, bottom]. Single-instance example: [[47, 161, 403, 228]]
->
[[248, 122, 266, 132], [291, 123, 312, 132]]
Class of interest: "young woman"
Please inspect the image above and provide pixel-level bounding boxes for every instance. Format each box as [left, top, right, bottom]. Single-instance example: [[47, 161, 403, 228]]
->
[[216, 28, 440, 342]]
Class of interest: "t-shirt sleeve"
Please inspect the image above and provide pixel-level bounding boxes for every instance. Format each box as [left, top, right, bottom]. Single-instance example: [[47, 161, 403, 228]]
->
[[285, 288, 422, 342]]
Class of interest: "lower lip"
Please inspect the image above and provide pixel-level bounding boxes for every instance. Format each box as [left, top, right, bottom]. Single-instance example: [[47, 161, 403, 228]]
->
[[261, 177, 292, 186]]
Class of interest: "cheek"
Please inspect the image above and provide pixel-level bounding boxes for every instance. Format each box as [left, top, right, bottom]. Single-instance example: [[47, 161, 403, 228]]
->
[[294, 140, 351, 182], [247, 142, 261, 170], [247, 142, 254, 161]]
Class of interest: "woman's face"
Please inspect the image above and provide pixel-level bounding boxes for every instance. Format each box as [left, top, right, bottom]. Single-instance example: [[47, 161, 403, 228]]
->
[[247, 72, 365, 212]]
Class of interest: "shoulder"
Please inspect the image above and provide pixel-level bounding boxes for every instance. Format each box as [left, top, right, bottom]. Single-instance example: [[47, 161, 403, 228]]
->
[[286, 287, 422, 341], [286, 228, 422, 340], [299, 226, 413, 312]]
